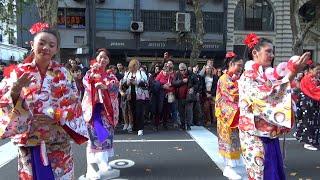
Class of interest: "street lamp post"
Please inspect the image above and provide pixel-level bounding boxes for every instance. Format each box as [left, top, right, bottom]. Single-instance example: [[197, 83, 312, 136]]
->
[[87, 0, 96, 60]]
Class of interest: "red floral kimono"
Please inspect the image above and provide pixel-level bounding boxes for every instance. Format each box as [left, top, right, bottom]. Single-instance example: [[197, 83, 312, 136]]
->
[[0, 59, 88, 179], [82, 67, 119, 156]]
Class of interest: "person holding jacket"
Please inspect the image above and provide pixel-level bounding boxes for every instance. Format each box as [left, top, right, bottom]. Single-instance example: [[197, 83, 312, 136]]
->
[[154, 65, 175, 130], [172, 63, 200, 131]]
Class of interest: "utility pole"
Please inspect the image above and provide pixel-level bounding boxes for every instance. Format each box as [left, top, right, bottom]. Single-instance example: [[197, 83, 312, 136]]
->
[[87, 0, 96, 60], [134, 0, 141, 51]]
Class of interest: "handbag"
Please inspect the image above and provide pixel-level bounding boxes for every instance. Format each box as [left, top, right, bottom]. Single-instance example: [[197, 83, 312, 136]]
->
[[166, 77, 175, 103], [186, 93, 198, 102], [139, 71, 149, 90], [167, 92, 175, 103]]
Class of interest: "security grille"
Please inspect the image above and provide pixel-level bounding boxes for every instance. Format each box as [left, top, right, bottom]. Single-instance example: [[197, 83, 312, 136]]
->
[[141, 10, 176, 32]]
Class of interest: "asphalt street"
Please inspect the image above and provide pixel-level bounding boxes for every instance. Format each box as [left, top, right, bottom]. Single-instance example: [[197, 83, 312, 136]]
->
[[0, 123, 319, 180]]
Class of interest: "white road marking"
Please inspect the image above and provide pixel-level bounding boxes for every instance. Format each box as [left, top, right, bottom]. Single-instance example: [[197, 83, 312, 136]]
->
[[280, 137, 296, 141], [109, 159, 135, 168], [78, 169, 121, 180], [0, 141, 18, 168], [0, 127, 300, 172], [187, 126, 248, 180]]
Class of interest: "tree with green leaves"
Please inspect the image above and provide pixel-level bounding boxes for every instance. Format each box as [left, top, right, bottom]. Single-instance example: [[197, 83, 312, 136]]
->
[[290, 0, 320, 55], [0, 0, 17, 43], [0, 0, 59, 35]]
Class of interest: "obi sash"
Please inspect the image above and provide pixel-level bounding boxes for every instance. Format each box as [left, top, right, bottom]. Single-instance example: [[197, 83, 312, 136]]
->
[[260, 137, 286, 180], [30, 145, 55, 180]]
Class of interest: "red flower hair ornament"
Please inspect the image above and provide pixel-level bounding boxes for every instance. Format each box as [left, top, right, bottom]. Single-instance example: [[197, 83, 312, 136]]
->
[[244, 33, 260, 49], [226, 52, 236, 58], [90, 59, 98, 66], [29, 22, 49, 35]]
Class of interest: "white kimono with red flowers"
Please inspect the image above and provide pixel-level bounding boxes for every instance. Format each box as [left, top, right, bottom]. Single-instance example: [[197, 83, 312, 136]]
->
[[0, 60, 88, 179]]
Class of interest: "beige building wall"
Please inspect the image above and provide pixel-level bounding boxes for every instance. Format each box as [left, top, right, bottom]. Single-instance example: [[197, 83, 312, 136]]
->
[[226, 0, 320, 64]]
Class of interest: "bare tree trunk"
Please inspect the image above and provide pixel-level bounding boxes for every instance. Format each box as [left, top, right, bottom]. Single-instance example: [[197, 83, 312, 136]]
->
[[35, 0, 58, 28], [35, 0, 60, 61], [290, 0, 320, 55], [189, 0, 205, 67]]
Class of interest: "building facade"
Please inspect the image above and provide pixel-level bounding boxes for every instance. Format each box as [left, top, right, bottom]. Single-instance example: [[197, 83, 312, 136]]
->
[[17, 0, 226, 66], [226, 0, 320, 64]]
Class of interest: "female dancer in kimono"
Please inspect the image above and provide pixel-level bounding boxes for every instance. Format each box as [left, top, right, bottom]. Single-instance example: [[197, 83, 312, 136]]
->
[[215, 52, 243, 180], [0, 22, 88, 179], [295, 62, 320, 151], [82, 48, 119, 179], [238, 33, 310, 180]]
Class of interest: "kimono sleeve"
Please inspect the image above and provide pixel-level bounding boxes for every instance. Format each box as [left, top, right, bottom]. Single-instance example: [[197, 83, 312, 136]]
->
[[81, 70, 94, 123], [59, 69, 88, 144], [239, 73, 292, 128], [300, 75, 320, 101], [220, 75, 238, 102], [215, 74, 239, 127], [0, 74, 31, 139]]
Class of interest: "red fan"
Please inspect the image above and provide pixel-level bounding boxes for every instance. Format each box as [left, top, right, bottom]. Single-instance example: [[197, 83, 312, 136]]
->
[[264, 67, 277, 81], [275, 62, 289, 77], [287, 55, 300, 72]]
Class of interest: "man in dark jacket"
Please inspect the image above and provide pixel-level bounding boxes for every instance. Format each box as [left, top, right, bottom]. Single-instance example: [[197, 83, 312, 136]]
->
[[192, 65, 203, 126], [172, 63, 200, 131]]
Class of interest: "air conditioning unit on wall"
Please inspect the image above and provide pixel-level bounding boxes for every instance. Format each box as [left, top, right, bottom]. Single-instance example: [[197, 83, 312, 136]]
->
[[176, 12, 191, 32], [130, 21, 144, 32]]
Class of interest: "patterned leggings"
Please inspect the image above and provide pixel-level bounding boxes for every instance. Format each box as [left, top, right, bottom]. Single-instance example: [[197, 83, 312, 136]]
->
[[239, 131, 265, 180]]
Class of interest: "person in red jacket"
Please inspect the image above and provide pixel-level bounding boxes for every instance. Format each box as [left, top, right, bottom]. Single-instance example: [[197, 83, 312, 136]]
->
[[154, 65, 175, 130]]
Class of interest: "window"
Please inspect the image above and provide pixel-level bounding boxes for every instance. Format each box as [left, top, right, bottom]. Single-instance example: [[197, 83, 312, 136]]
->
[[74, 36, 85, 44], [96, 9, 133, 31], [141, 10, 176, 32], [141, 10, 224, 33], [233, 45, 248, 59], [58, 8, 86, 29], [58, 8, 65, 28], [203, 12, 224, 33], [234, 0, 274, 31], [184, 12, 224, 33]]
